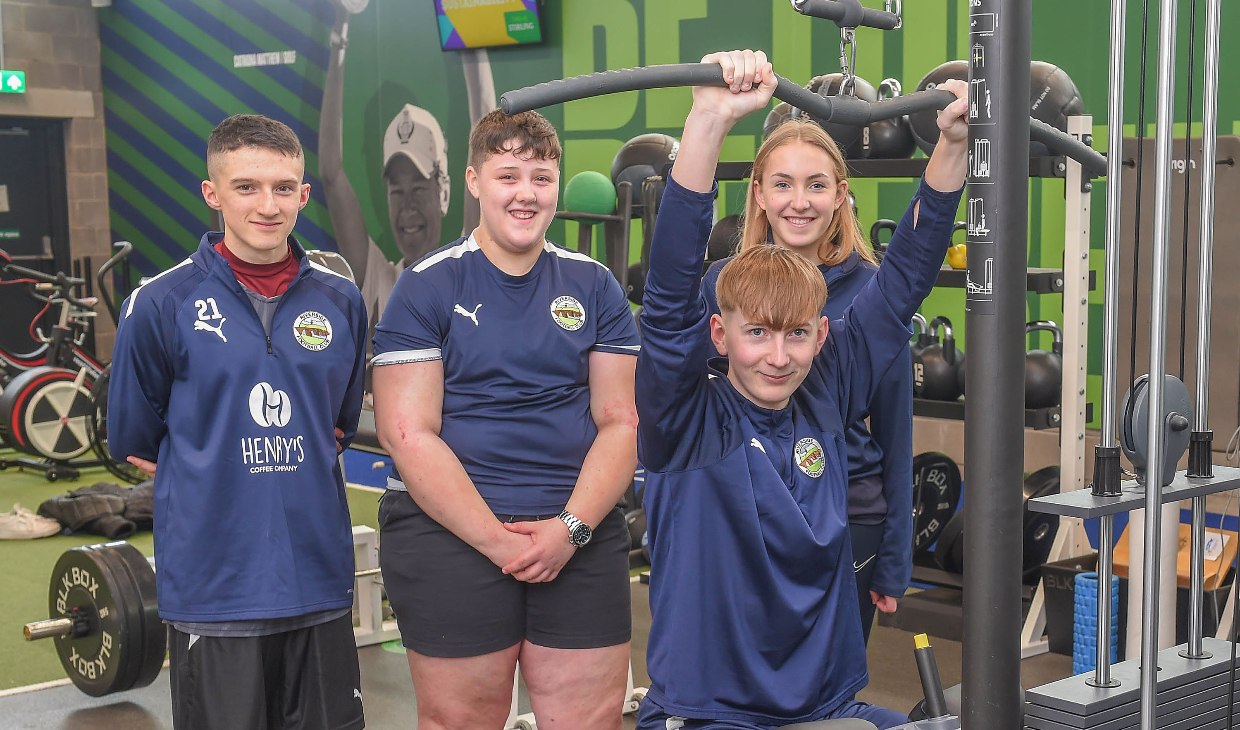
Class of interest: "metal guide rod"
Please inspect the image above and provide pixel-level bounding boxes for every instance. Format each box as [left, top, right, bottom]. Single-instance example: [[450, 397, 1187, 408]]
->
[[1090, 0, 1129, 690], [962, 1, 1029, 727], [1186, 0, 1223, 662], [1097, 0, 1129, 673], [1139, 0, 1180, 727]]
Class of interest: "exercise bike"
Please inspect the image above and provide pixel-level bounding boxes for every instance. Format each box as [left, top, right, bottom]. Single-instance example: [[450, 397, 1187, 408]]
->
[[0, 243, 142, 482]]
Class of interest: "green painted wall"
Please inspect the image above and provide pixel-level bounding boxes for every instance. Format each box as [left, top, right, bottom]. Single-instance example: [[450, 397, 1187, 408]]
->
[[102, 0, 1240, 426]]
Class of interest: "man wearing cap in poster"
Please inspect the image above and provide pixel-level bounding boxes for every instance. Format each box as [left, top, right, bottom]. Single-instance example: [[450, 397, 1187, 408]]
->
[[319, 0, 496, 323]]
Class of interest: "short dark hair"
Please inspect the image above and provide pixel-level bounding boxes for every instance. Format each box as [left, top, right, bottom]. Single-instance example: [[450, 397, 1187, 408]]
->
[[468, 109, 562, 169], [206, 114, 303, 178]]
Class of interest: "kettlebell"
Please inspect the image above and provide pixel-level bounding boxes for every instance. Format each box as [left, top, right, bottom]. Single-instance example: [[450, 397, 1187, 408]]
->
[[870, 218, 897, 257], [803, 73, 878, 159], [910, 313, 932, 358], [1024, 320, 1063, 409], [864, 78, 917, 159], [913, 316, 965, 401]]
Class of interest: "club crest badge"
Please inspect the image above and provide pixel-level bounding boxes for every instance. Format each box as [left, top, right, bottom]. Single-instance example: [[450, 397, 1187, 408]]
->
[[293, 311, 333, 351], [794, 437, 826, 478], [550, 295, 586, 331]]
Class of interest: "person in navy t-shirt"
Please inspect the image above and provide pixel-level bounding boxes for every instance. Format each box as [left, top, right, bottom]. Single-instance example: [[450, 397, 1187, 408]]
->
[[635, 50, 967, 729], [372, 109, 639, 729]]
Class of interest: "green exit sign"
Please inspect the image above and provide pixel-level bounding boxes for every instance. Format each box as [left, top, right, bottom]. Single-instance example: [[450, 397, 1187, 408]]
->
[[0, 70, 27, 94]]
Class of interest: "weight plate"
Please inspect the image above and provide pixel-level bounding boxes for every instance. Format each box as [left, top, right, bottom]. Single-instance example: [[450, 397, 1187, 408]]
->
[[100, 542, 164, 692], [934, 510, 966, 575], [48, 544, 133, 696], [912, 452, 962, 555], [1022, 466, 1061, 583]]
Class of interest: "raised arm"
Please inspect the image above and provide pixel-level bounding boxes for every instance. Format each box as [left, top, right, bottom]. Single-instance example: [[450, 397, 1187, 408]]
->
[[636, 50, 776, 472], [822, 80, 968, 425], [319, 3, 372, 289]]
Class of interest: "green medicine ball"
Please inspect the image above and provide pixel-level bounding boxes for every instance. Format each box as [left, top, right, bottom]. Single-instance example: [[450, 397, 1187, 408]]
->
[[563, 171, 617, 216]]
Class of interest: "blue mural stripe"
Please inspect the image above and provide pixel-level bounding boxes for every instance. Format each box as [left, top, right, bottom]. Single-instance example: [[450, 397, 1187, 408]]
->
[[215, 0, 332, 75], [106, 226, 166, 281], [132, 0, 326, 107], [105, 143, 208, 239], [101, 24, 234, 132], [102, 19, 319, 154], [103, 58, 331, 215], [109, 186, 200, 265], [102, 66, 211, 172]]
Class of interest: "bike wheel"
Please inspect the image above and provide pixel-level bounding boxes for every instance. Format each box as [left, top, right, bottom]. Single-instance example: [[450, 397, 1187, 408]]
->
[[87, 367, 146, 484], [0, 367, 95, 460]]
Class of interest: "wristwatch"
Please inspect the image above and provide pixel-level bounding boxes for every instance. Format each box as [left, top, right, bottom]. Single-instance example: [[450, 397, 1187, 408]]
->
[[558, 510, 593, 547]]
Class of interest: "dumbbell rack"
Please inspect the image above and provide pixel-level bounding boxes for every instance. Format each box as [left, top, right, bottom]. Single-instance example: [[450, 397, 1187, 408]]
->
[[877, 116, 1096, 658], [553, 180, 634, 291]]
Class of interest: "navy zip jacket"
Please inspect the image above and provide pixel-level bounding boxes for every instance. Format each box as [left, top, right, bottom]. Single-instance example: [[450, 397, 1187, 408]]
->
[[109, 234, 368, 622], [703, 250, 914, 599], [637, 175, 960, 724]]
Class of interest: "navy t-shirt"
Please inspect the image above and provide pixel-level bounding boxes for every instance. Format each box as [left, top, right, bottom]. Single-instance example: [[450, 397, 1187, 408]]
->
[[372, 235, 640, 514]]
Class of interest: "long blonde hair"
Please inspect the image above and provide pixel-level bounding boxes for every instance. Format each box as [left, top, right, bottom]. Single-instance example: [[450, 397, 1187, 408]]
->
[[741, 118, 877, 267]]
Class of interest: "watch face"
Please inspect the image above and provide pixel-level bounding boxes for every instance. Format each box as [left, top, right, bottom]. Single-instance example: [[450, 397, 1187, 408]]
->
[[570, 524, 592, 546]]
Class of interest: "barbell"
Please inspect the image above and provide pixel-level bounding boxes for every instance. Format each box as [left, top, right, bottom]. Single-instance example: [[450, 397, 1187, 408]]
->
[[23, 541, 384, 697]]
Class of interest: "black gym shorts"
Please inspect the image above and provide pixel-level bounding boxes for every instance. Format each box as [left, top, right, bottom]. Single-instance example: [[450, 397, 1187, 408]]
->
[[168, 613, 364, 730], [378, 490, 632, 658]]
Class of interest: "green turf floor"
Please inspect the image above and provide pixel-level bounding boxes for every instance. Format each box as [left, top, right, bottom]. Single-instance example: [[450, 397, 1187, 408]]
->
[[0, 458, 382, 691]]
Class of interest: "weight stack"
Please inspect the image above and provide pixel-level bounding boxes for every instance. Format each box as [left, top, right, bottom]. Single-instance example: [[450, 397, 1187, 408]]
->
[[1072, 572, 1119, 675]]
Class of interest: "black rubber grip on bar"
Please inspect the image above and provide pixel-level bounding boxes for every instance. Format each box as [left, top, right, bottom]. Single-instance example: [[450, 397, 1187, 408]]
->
[[1188, 430, 1213, 478], [1090, 445, 1122, 497], [1030, 118, 1107, 177], [791, 0, 900, 31], [500, 64, 953, 126]]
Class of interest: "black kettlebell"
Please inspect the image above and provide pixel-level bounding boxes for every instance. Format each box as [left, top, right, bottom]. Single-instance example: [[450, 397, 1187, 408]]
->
[[910, 313, 932, 358], [1024, 320, 1063, 409], [869, 218, 897, 256], [913, 316, 964, 401], [864, 78, 917, 159], [803, 73, 878, 159]]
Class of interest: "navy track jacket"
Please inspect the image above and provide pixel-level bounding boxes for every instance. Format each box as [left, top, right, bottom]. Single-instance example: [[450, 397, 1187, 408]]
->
[[109, 234, 368, 622], [637, 175, 960, 724], [704, 249, 915, 599]]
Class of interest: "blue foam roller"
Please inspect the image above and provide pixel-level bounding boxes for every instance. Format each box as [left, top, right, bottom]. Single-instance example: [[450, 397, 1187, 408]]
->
[[1072, 571, 1119, 675]]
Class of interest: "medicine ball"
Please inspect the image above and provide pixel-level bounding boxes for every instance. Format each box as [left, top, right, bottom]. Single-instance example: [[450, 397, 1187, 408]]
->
[[611, 133, 680, 194], [562, 170, 617, 216], [805, 73, 877, 160], [706, 214, 742, 266], [909, 60, 1085, 155], [1028, 61, 1085, 155], [763, 102, 794, 140], [908, 60, 969, 155]]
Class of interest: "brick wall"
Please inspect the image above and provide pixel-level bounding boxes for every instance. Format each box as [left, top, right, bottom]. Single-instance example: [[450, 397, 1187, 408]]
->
[[1, 0, 114, 354]]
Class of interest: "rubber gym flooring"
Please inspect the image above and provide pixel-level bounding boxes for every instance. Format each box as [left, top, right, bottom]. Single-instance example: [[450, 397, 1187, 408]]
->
[[0, 457, 1072, 728]]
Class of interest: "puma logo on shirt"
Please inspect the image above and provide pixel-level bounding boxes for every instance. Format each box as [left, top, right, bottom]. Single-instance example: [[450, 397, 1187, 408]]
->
[[193, 317, 228, 342], [453, 303, 482, 326]]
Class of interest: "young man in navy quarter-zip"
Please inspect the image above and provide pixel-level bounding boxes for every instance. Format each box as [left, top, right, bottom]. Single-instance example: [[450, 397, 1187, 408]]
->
[[109, 114, 368, 730], [636, 50, 968, 729]]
